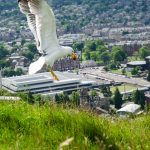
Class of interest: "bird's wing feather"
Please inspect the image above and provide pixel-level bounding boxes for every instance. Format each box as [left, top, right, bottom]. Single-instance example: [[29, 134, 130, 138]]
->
[[29, 56, 45, 75], [18, 0, 40, 51], [28, 0, 59, 54]]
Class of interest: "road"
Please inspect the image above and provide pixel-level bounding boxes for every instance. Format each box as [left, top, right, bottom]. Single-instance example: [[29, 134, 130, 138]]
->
[[80, 67, 150, 87]]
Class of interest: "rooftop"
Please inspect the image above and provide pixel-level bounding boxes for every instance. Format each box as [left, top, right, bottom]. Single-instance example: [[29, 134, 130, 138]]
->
[[127, 61, 146, 66], [2, 71, 96, 94], [145, 56, 150, 59], [117, 104, 141, 114]]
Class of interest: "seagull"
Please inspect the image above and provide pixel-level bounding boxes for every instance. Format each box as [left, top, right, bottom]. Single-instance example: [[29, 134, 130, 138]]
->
[[18, 0, 77, 81]]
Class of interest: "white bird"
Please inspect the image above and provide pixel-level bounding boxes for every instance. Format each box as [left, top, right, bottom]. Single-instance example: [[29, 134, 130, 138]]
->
[[18, 0, 77, 80]]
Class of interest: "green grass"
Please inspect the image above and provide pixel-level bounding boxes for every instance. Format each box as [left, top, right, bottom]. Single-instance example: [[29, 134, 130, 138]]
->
[[0, 101, 150, 150], [111, 69, 132, 77], [111, 84, 138, 93], [127, 56, 143, 61]]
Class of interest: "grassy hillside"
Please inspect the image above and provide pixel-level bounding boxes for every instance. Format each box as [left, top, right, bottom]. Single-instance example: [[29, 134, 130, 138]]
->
[[0, 101, 150, 150]]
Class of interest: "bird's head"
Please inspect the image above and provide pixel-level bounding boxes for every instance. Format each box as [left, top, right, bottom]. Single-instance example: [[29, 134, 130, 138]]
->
[[63, 46, 77, 61]]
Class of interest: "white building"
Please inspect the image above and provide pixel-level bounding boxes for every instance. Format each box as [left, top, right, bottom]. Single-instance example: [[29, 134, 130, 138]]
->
[[2, 71, 96, 94], [117, 103, 141, 117]]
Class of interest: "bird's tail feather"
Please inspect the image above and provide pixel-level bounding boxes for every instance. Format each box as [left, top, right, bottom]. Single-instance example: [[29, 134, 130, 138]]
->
[[29, 56, 45, 75]]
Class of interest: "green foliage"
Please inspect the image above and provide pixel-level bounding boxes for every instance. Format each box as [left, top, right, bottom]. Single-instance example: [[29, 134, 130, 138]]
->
[[0, 102, 150, 149], [112, 46, 127, 62], [90, 90, 98, 97], [113, 88, 123, 109], [84, 51, 90, 60], [100, 51, 110, 64], [27, 43, 37, 53], [0, 59, 10, 68], [0, 88, 14, 96], [0, 44, 9, 59], [71, 91, 80, 106], [73, 42, 84, 51], [2, 68, 24, 77], [109, 62, 117, 70], [122, 68, 126, 75], [90, 52, 97, 61], [131, 67, 139, 75], [101, 86, 112, 97], [85, 40, 97, 51], [21, 39, 26, 46], [132, 89, 146, 109], [55, 92, 70, 104], [21, 50, 34, 61], [16, 68, 23, 76], [139, 46, 150, 59], [55, 94, 62, 104]]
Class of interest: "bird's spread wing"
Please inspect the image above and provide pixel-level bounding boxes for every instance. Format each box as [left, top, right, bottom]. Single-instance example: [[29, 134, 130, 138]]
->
[[19, 0, 59, 54], [18, 0, 40, 51], [29, 56, 45, 75]]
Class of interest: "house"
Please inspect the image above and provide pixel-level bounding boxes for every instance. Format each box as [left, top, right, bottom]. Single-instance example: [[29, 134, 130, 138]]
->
[[126, 61, 146, 70], [117, 103, 141, 117]]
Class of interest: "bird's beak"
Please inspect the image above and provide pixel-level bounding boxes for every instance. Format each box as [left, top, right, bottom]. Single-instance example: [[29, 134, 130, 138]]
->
[[71, 52, 77, 61]]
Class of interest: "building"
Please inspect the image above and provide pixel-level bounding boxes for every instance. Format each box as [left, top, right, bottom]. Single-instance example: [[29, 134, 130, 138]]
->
[[126, 61, 146, 70], [2, 71, 96, 94], [117, 103, 141, 117], [145, 56, 150, 68]]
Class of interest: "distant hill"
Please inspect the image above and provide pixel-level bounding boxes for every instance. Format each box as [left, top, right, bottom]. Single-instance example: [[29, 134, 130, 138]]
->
[[0, 0, 150, 34]]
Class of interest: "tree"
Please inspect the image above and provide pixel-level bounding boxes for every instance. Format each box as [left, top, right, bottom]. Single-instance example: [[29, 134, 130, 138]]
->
[[0, 60, 10, 68], [16, 68, 23, 76], [132, 89, 145, 109], [21, 39, 26, 46], [139, 91, 146, 109], [113, 88, 123, 109], [90, 90, 98, 97], [27, 43, 37, 53], [96, 45, 107, 53], [84, 51, 90, 60], [122, 68, 126, 75], [100, 51, 110, 64], [55, 94, 61, 104], [139, 46, 150, 59], [95, 39, 105, 47], [0, 45, 9, 59], [73, 42, 84, 51], [21, 50, 34, 61], [112, 46, 126, 62], [63, 92, 70, 104], [85, 40, 96, 51], [147, 70, 150, 81], [34, 94, 41, 102], [27, 92, 34, 104], [71, 91, 80, 106], [132, 89, 140, 104], [2, 68, 16, 77], [131, 67, 139, 75], [90, 52, 97, 61], [101, 86, 112, 97]]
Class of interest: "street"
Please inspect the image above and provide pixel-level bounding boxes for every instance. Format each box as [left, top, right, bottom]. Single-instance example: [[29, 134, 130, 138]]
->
[[80, 67, 150, 87]]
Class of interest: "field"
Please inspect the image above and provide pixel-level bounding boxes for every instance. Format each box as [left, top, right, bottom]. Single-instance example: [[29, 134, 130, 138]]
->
[[111, 84, 138, 93], [111, 69, 132, 77], [0, 101, 150, 150]]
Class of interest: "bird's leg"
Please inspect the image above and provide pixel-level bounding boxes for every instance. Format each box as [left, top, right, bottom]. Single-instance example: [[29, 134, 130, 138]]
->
[[49, 67, 59, 81]]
